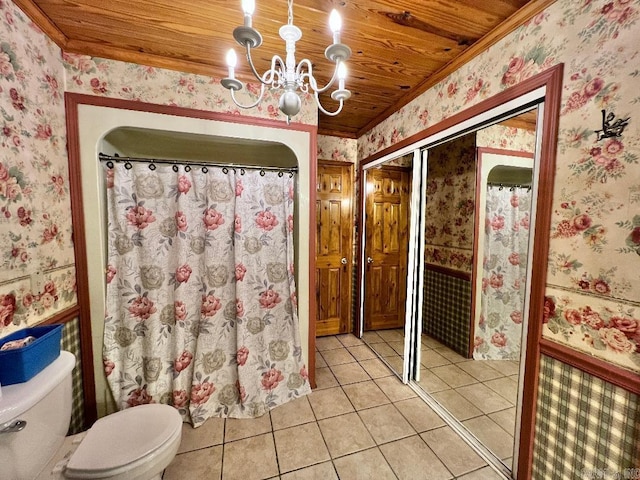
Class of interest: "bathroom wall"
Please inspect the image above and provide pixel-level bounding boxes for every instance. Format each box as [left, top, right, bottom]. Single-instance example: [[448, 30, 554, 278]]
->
[[357, 0, 640, 474], [0, 1, 76, 338]]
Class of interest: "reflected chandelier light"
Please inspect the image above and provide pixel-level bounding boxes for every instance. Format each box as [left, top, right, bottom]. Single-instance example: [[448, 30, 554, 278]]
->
[[221, 0, 352, 123]]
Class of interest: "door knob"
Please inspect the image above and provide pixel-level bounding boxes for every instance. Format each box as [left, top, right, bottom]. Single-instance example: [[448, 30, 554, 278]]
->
[[341, 257, 348, 265], [367, 256, 374, 264]]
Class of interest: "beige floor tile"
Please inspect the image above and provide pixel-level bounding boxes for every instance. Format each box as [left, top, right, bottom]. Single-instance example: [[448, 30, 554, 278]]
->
[[385, 355, 404, 373], [434, 346, 469, 363], [314, 366, 338, 390], [430, 389, 483, 421], [271, 395, 316, 431], [315, 351, 327, 368], [342, 380, 390, 410], [178, 417, 225, 453], [416, 369, 451, 393], [369, 342, 398, 357], [380, 435, 453, 480], [387, 340, 406, 355], [455, 466, 504, 480], [164, 445, 222, 479], [358, 404, 415, 444], [462, 415, 514, 460], [318, 412, 375, 458], [483, 360, 520, 376], [489, 407, 517, 436], [224, 412, 272, 443], [421, 426, 486, 477], [330, 362, 370, 385], [274, 422, 330, 473], [430, 364, 478, 388], [359, 358, 393, 379], [333, 447, 396, 480], [421, 336, 445, 348], [222, 433, 279, 480], [362, 331, 385, 344], [484, 376, 519, 404], [394, 397, 446, 433], [320, 348, 356, 366], [375, 376, 416, 402], [457, 361, 504, 382], [280, 461, 338, 480], [455, 383, 513, 414], [347, 344, 377, 361], [376, 329, 405, 343], [337, 334, 364, 347], [307, 386, 354, 419], [420, 349, 451, 368], [315, 336, 344, 351]]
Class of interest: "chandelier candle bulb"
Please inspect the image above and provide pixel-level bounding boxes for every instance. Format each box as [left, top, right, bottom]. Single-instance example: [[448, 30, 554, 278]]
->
[[226, 49, 237, 79], [329, 9, 342, 44], [337, 62, 347, 90], [242, 0, 255, 27]]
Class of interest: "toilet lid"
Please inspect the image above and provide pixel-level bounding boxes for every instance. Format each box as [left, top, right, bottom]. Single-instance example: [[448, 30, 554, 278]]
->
[[66, 404, 182, 474]]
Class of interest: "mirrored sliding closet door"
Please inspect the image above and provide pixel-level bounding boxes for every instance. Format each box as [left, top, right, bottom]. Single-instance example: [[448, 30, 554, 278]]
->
[[358, 67, 563, 478]]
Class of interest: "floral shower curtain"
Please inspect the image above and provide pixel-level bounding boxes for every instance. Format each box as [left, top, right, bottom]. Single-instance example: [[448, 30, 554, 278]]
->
[[474, 185, 532, 361], [102, 161, 310, 426]]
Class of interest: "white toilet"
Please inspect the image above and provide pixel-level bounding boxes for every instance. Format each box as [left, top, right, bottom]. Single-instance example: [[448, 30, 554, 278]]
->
[[0, 351, 182, 480]]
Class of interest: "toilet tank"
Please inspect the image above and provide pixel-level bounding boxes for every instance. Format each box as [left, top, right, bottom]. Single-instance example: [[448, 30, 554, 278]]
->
[[0, 350, 75, 480]]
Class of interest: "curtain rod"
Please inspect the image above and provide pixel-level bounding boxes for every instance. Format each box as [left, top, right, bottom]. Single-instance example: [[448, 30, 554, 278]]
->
[[487, 182, 532, 190], [98, 153, 298, 174]]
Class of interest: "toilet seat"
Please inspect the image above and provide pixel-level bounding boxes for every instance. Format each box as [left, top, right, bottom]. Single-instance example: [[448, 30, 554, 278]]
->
[[65, 404, 182, 479]]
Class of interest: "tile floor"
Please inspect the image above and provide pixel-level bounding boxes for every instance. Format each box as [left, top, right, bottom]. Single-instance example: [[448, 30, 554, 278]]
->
[[162, 334, 506, 480], [364, 329, 519, 468]]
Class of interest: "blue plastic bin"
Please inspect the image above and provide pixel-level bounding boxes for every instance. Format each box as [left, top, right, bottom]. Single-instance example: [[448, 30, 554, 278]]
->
[[0, 324, 63, 385]]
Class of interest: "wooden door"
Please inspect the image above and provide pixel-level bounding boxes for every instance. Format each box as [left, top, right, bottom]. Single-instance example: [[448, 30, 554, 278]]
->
[[316, 161, 353, 336], [364, 166, 411, 331]]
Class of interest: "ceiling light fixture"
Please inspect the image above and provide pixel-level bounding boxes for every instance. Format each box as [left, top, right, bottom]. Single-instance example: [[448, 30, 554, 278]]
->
[[221, 0, 352, 124]]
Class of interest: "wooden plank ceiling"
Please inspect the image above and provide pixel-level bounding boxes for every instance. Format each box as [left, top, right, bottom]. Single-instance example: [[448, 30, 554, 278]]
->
[[17, 0, 552, 137]]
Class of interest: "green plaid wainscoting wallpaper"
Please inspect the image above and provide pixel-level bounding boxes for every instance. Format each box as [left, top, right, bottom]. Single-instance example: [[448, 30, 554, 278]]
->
[[60, 318, 85, 435], [422, 267, 472, 357], [533, 354, 640, 479]]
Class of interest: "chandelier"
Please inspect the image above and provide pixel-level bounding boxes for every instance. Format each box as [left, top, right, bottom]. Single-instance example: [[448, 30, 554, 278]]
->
[[221, 0, 352, 123]]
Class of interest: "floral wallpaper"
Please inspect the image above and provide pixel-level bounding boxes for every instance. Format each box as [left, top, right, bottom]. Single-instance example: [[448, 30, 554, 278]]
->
[[424, 132, 477, 273], [0, 1, 76, 337], [357, 0, 640, 374], [476, 123, 537, 152], [317, 135, 357, 163], [63, 55, 317, 126]]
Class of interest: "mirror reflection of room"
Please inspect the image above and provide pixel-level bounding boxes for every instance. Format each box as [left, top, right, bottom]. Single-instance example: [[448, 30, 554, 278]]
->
[[361, 108, 539, 474], [361, 154, 413, 377]]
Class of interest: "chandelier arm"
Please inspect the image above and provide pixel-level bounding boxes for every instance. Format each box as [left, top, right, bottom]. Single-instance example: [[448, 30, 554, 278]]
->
[[229, 82, 267, 109], [297, 59, 339, 94], [314, 91, 345, 117]]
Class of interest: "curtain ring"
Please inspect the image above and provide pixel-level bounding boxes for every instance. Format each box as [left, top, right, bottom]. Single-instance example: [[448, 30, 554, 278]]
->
[[222, 167, 229, 174], [278, 171, 283, 177], [202, 166, 208, 174], [260, 169, 265, 176], [240, 168, 246, 176], [125, 162, 132, 170], [149, 162, 156, 171], [172, 164, 179, 172], [185, 165, 191, 172], [106, 160, 114, 169]]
